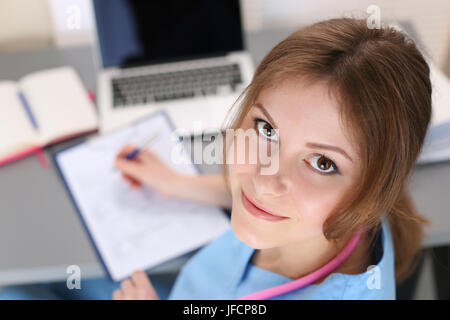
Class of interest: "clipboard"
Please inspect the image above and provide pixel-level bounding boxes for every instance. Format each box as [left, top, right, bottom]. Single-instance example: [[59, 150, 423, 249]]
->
[[53, 110, 231, 282]]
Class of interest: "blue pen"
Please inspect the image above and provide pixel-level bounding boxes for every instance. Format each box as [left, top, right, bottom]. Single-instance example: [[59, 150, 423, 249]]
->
[[124, 133, 160, 161]]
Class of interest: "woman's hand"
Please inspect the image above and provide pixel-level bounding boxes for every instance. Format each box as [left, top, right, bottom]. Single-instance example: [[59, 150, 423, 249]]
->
[[114, 144, 182, 196], [112, 270, 160, 300], [114, 144, 232, 209]]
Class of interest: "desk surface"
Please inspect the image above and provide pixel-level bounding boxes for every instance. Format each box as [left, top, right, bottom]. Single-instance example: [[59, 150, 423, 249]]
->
[[1, 27, 449, 286]]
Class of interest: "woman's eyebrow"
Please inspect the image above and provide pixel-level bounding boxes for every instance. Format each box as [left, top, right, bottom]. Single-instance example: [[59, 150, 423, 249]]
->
[[253, 103, 352, 162], [254, 102, 278, 128], [306, 142, 353, 162]]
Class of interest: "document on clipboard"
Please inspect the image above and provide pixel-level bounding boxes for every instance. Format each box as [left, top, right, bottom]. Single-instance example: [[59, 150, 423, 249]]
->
[[54, 111, 230, 281]]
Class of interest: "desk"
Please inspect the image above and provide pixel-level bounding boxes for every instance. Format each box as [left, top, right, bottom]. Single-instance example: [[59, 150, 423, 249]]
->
[[0, 27, 449, 286]]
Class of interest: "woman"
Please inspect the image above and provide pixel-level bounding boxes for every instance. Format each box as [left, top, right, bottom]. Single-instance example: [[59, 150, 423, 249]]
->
[[111, 18, 431, 300], [0, 17, 431, 300]]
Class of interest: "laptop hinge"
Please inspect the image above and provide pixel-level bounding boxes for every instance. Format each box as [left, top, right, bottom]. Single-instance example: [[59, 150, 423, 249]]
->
[[120, 51, 230, 69]]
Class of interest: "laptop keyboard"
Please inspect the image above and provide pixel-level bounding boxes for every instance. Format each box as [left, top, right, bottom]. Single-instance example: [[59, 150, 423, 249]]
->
[[112, 63, 243, 108]]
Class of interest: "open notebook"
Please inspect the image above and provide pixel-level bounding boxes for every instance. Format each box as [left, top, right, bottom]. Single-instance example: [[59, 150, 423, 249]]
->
[[54, 111, 230, 281], [0, 66, 98, 165]]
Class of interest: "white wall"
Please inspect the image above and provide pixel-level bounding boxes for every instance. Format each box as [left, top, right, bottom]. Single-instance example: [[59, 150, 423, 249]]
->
[[0, 0, 53, 51], [47, 0, 94, 47]]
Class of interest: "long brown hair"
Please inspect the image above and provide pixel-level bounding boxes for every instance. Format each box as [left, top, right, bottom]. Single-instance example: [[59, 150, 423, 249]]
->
[[222, 18, 432, 284]]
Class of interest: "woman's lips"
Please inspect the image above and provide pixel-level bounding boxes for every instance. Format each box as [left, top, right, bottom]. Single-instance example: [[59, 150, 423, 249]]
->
[[241, 189, 289, 222]]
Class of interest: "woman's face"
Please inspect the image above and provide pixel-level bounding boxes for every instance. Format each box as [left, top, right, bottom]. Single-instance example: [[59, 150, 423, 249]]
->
[[228, 77, 362, 249]]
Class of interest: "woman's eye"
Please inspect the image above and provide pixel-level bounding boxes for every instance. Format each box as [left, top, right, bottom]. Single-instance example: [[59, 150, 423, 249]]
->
[[306, 154, 339, 175], [254, 118, 278, 141]]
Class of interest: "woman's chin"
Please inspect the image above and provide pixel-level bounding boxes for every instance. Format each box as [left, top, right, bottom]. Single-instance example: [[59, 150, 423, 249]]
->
[[230, 209, 273, 249]]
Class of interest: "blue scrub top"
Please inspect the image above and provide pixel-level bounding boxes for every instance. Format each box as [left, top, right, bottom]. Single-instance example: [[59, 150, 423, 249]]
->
[[168, 215, 396, 300]]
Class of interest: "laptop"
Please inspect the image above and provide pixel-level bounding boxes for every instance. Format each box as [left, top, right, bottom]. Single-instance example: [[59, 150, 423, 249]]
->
[[91, 0, 254, 136]]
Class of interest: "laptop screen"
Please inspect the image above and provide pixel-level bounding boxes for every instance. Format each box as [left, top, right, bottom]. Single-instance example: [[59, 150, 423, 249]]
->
[[93, 0, 244, 68]]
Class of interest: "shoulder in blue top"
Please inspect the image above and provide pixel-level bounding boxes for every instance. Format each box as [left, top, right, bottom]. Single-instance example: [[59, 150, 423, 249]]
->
[[168, 215, 396, 300]]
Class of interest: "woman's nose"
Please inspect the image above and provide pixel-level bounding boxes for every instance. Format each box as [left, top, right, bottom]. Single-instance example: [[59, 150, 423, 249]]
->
[[252, 171, 291, 197]]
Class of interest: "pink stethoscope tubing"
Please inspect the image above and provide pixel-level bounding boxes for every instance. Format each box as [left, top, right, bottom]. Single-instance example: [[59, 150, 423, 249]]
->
[[236, 225, 362, 300]]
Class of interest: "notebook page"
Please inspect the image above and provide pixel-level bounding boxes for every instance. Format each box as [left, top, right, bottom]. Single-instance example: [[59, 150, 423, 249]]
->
[[55, 112, 230, 281], [0, 82, 41, 159], [19, 66, 98, 144]]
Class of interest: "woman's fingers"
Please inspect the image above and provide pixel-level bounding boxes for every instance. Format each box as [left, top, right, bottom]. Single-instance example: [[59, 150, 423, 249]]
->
[[131, 271, 158, 298], [139, 148, 158, 160], [115, 145, 160, 165], [115, 144, 138, 160], [115, 150, 160, 185], [115, 158, 146, 181], [121, 172, 142, 188], [131, 270, 151, 287], [112, 289, 123, 300], [120, 279, 135, 300], [112, 271, 160, 300], [114, 144, 179, 195], [114, 146, 153, 177]]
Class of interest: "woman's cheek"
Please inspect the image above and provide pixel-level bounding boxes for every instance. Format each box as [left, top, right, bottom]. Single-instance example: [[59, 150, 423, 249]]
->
[[228, 162, 252, 196], [289, 176, 347, 225]]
